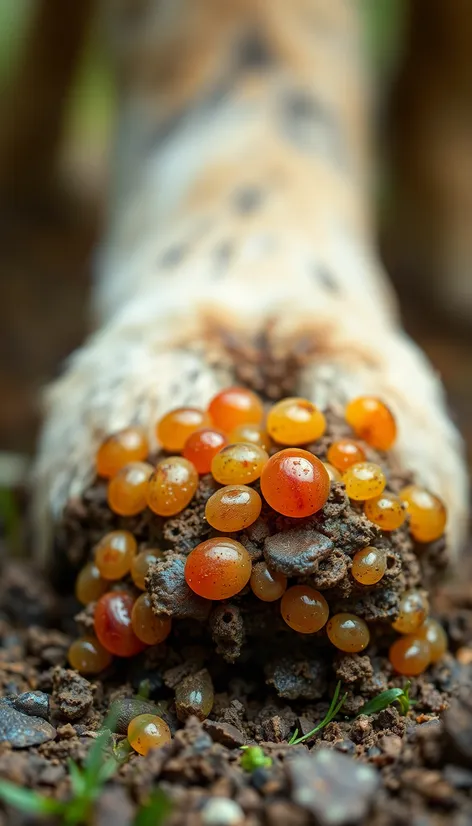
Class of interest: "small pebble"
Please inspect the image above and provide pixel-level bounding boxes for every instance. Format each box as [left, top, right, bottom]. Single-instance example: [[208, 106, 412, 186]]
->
[[201, 797, 245, 826], [10, 691, 50, 721], [0, 701, 56, 748]]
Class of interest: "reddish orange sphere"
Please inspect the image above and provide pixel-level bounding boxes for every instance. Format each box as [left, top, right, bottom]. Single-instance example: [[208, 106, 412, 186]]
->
[[389, 635, 430, 676], [185, 538, 252, 600], [131, 593, 172, 645], [147, 456, 198, 516], [94, 592, 146, 657], [326, 613, 370, 653], [260, 448, 330, 518], [131, 549, 163, 590], [364, 493, 406, 531], [416, 618, 448, 663], [157, 407, 210, 452], [68, 636, 112, 674], [280, 585, 329, 633], [75, 562, 107, 605], [250, 562, 287, 602], [205, 485, 262, 532], [267, 397, 326, 445], [399, 485, 447, 543], [327, 439, 366, 472], [128, 714, 171, 755], [351, 546, 387, 585], [345, 396, 397, 451], [95, 530, 137, 580], [96, 427, 149, 478], [208, 387, 264, 431], [211, 443, 268, 485], [229, 423, 271, 452], [107, 462, 153, 516], [183, 428, 228, 474]]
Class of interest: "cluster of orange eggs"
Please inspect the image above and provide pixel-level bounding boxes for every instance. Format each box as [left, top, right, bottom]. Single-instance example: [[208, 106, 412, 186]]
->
[[69, 387, 448, 683]]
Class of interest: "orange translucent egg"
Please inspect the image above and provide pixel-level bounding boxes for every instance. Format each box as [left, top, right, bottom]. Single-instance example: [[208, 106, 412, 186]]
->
[[326, 613, 370, 653], [131, 593, 172, 645], [156, 407, 210, 452], [260, 448, 330, 518], [96, 427, 149, 478], [95, 530, 137, 580], [416, 618, 448, 663], [68, 636, 112, 675], [185, 538, 252, 600], [205, 485, 262, 532], [343, 462, 386, 501], [323, 462, 342, 483], [147, 456, 198, 516], [351, 546, 387, 585], [399, 484, 447, 543], [128, 714, 171, 756], [209, 386, 264, 431], [267, 397, 326, 445], [107, 462, 153, 516], [183, 428, 228, 474], [280, 585, 329, 633], [75, 562, 107, 605], [211, 443, 268, 485], [364, 493, 406, 531], [345, 396, 396, 451], [229, 423, 271, 452], [250, 562, 287, 602], [389, 635, 430, 676], [94, 592, 146, 657], [131, 549, 164, 590], [327, 439, 366, 472], [392, 590, 429, 634]]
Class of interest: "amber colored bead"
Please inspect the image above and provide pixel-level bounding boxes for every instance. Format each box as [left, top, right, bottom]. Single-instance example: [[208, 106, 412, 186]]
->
[[128, 714, 172, 755], [343, 462, 386, 501], [147, 456, 198, 516], [250, 562, 287, 602], [175, 670, 214, 722], [416, 618, 448, 663], [327, 439, 366, 472], [327, 613, 370, 653], [392, 590, 429, 634], [364, 493, 406, 531], [211, 443, 268, 485], [205, 485, 262, 532], [389, 635, 430, 676], [260, 448, 330, 518], [183, 428, 228, 474], [351, 546, 387, 585], [131, 593, 172, 645], [267, 397, 326, 445], [96, 427, 149, 478], [280, 585, 329, 633], [94, 592, 146, 657], [185, 537, 252, 600], [131, 549, 163, 590], [208, 386, 264, 432], [157, 407, 210, 452], [229, 422, 271, 452], [345, 396, 396, 451], [75, 562, 107, 605], [399, 484, 447, 543], [95, 530, 137, 580], [68, 636, 112, 675], [107, 461, 153, 516], [323, 462, 342, 483]]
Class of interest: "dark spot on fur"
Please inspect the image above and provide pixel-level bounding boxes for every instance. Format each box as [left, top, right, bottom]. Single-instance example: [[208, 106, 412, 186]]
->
[[159, 243, 187, 269], [212, 241, 234, 279], [233, 186, 265, 214], [237, 31, 273, 70], [313, 264, 339, 293], [280, 89, 346, 167]]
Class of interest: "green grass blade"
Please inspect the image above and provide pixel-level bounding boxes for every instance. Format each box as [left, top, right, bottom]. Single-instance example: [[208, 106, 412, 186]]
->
[[0, 779, 64, 816]]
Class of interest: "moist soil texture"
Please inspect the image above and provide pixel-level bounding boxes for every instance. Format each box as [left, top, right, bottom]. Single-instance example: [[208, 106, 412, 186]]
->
[[1, 409, 471, 826]]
